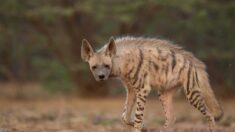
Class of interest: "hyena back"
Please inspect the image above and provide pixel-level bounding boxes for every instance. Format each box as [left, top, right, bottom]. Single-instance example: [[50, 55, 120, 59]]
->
[[81, 36, 223, 132]]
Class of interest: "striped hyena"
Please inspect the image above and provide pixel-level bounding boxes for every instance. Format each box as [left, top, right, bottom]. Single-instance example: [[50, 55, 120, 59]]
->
[[81, 36, 223, 132]]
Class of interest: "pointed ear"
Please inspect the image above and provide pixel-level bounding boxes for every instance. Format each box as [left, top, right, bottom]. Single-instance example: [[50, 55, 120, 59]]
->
[[81, 39, 94, 62], [105, 37, 116, 57]]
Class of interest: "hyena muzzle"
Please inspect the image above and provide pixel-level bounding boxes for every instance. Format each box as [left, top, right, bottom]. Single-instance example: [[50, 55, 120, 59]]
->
[[81, 36, 223, 132]]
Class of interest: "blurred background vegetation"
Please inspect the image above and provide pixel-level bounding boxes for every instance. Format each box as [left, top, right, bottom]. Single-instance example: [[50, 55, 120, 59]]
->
[[0, 0, 234, 98]]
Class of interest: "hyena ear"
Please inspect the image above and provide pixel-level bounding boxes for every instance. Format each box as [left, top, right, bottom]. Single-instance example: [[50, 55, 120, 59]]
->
[[81, 39, 94, 62], [105, 37, 116, 57]]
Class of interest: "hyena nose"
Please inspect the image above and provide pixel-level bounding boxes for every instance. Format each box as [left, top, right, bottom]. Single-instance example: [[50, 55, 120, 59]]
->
[[98, 75, 105, 79]]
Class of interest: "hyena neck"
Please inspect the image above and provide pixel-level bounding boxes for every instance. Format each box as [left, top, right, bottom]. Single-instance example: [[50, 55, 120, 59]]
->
[[110, 55, 122, 78], [109, 51, 136, 79]]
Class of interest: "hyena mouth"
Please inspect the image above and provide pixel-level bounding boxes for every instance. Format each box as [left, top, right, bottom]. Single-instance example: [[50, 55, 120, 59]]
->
[[96, 77, 106, 82]]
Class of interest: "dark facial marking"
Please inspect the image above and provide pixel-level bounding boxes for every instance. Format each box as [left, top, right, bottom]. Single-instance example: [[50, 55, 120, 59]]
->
[[104, 64, 110, 69], [92, 65, 97, 70]]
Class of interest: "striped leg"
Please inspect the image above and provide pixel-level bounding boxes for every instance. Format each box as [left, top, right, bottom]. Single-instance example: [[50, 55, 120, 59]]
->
[[122, 86, 136, 126], [184, 63, 215, 131], [133, 88, 151, 132], [159, 87, 178, 130], [186, 90, 215, 132]]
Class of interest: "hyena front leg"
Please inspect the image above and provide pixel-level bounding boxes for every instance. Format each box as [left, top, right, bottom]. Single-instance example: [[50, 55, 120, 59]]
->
[[122, 85, 136, 126], [159, 86, 179, 130], [133, 87, 151, 132]]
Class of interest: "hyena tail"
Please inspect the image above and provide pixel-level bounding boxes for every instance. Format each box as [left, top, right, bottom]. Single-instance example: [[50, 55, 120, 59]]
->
[[198, 69, 223, 121]]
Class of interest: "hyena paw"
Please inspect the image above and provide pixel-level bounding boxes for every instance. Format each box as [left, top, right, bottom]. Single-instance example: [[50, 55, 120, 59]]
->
[[164, 117, 176, 128], [133, 123, 145, 132], [133, 128, 141, 132], [132, 127, 147, 132], [161, 127, 174, 132], [121, 113, 134, 126]]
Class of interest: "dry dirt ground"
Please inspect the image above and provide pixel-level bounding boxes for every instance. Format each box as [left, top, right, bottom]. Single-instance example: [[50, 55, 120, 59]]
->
[[0, 97, 234, 132]]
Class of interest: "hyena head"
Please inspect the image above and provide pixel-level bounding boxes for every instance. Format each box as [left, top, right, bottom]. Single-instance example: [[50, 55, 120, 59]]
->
[[81, 37, 116, 81]]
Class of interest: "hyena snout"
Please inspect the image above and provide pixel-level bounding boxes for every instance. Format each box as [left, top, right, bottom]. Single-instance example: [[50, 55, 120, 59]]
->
[[95, 73, 107, 81], [98, 74, 105, 80], [93, 69, 110, 81]]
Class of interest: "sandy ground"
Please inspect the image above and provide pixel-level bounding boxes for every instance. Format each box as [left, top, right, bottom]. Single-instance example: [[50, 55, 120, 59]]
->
[[0, 97, 234, 132]]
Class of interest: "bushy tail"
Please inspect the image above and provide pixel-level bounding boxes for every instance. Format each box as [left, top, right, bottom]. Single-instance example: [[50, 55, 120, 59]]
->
[[198, 70, 223, 121]]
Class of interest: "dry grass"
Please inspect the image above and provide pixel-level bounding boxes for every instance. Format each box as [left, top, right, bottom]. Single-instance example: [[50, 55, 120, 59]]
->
[[0, 97, 234, 132]]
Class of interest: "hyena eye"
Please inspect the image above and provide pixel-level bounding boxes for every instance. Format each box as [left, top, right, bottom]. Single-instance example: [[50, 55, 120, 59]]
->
[[92, 65, 97, 70], [104, 64, 110, 69]]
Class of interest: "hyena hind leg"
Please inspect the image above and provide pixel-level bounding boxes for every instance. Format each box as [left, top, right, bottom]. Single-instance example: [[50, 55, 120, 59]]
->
[[159, 86, 179, 130], [185, 90, 215, 132]]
